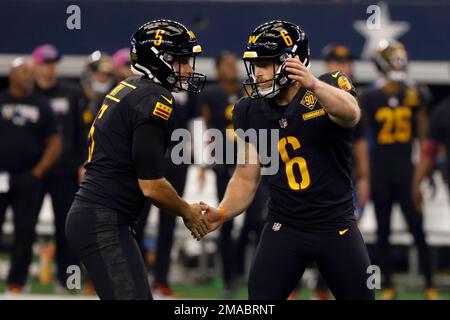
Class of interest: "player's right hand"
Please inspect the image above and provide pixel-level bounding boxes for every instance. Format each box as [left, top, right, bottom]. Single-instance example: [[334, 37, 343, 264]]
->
[[182, 203, 209, 241]]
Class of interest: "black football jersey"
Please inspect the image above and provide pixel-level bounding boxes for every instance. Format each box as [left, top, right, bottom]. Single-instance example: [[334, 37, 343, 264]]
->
[[201, 84, 241, 135], [359, 80, 429, 175], [76, 76, 176, 217], [200, 83, 243, 166], [232, 71, 357, 232]]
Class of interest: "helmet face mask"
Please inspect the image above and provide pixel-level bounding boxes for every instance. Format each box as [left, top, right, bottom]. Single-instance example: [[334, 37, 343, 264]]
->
[[374, 40, 408, 82], [130, 19, 206, 93], [170, 55, 206, 94], [242, 20, 310, 99], [243, 58, 287, 99], [81, 50, 114, 95]]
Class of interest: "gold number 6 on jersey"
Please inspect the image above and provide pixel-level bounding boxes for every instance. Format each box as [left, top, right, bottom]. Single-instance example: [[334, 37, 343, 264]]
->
[[278, 136, 311, 190]]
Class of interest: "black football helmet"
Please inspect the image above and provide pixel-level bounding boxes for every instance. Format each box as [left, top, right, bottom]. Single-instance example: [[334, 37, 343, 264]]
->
[[80, 50, 114, 95], [130, 19, 206, 93], [242, 20, 310, 99], [373, 39, 408, 82]]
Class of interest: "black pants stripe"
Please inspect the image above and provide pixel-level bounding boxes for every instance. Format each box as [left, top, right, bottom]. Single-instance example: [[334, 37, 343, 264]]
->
[[66, 198, 152, 300], [248, 222, 375, 300]]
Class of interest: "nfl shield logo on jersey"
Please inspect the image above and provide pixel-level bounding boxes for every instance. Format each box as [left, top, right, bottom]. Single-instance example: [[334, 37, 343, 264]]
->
[[272, 222, 282, 232]]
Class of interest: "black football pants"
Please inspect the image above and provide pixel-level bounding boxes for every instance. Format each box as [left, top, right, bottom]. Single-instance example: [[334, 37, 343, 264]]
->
[[371, 171, 433, 288], [66, 198, 152, 300], [248, 222, 375, 300], [0, 172, 42, 287]]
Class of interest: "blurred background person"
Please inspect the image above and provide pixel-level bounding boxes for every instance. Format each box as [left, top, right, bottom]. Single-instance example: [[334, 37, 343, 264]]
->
[[78, 50, 115, 181], [198, 51, 268, 299], [359, 40, 438, 300], [323, 44, 370, 216], [112, 47, 134, 84], [0, 58, 61, 293], [413, 92, 450, 208], [80, 50, 114, 127], [32, 44, 85, 291]]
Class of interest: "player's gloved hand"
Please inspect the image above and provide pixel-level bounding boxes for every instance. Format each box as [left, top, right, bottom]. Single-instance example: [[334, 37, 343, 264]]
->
[[285, 55, 319, 91], [199, 201, 223, 233], [183, 203, 209, 241]]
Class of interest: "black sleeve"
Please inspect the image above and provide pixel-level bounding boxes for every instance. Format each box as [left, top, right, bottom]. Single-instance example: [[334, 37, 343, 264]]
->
[[319, 71, 357, 97], [132, 123, 166, 180], [352, 119, 366, 142], [131, 92, 175, 131], [428, 104, 446, 143]]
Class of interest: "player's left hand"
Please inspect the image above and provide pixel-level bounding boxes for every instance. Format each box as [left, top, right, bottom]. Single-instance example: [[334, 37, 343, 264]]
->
[[199, 201, 222, 233], [184, 203, 209, 241], [285, 56, 319, 91]]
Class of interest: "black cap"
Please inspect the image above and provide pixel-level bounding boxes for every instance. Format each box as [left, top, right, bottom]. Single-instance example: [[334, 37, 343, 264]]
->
[[322, 44, 354, 62]]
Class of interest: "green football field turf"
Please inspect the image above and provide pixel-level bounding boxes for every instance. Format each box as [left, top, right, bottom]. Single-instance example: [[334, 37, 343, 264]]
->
[[0, 279, 449, 300]]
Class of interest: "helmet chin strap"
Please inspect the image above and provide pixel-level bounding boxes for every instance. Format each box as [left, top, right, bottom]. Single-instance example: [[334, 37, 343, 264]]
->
[[131, 64, 164, 85]]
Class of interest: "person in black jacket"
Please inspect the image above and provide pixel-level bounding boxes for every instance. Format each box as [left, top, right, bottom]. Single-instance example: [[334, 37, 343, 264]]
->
[[32, 44, 86, 289], [0, 57, 62, 293]]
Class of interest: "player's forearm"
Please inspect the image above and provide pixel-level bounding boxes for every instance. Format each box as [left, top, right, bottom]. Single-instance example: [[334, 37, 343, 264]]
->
[[353, 139, 370, 180], [32, 134, 62, 177], [313, 80, 360, 127], [140, 178, 191, 219], [218, 170, 260, 221], [416, 107, 429, 142], [413, 156, 435, 188]]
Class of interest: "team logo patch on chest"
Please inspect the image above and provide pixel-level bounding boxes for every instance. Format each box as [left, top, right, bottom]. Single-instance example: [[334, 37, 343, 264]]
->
[[300, 90, 318, 110]]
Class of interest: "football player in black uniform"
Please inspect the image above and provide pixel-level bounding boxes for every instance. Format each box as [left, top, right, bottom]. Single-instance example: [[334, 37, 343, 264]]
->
[[298, 44, 371, 300], [134, 89, 198, 298], [65, 19, 209, 300], [201, 20, 374, 300], [359, 40, 438, 300], [413, 97, 450, 207]]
